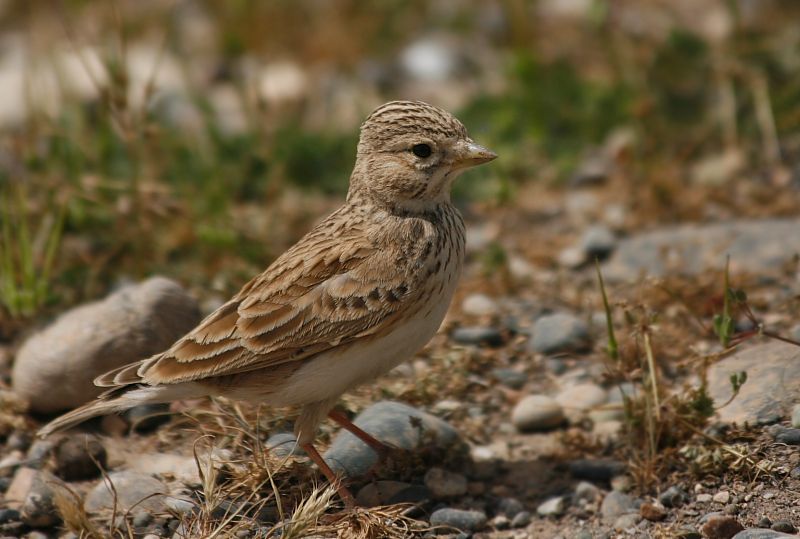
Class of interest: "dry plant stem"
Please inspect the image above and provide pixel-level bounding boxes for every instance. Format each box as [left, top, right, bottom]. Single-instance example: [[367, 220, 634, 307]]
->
[[300, 442, 355, 508], [643, 331, 661, 421], [327, 409, 392, 459]]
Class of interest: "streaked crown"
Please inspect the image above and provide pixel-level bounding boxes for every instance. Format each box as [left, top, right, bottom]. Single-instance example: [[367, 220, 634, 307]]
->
[[357, 100, 467, 153]]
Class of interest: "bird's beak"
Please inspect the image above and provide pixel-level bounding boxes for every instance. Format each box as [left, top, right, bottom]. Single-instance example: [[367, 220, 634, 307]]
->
[[453, 139, 498, 169]]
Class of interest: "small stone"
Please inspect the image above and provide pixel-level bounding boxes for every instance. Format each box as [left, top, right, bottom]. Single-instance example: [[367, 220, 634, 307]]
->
[[640, 502, 667, 521], [574, 481, 601, 503], [462, 294, 499, 317], [511, 395, 565, 432], [610, 475, 634, 492], [124, 403, 172, 432], [731, 530, 800, 538], [614, 513, 642, 531], [569, 459, 626, 481], [510, 510, 532, 528], [132, 511, 153, 528], [700, 515, 744, 539], [756, 517, 772, 528], [774, 428, 800, 445], [26, 532, 48, 539], [771, 521, 797, 533], [675, 528, 702, 539], [713, 491, 731, 504], [0, 450, 24, 479], [85, 471, 167, 513], [659, 486, 688, 508], [54, 434, 107, 481], [497, 497, 524, 518], [266, 433, 306, 458], [0, 508, 20, 524], [558, 246, 586, 269], [451, 326, 504, 347], [21, 470, 66, 527], [556, 383, 607, 411], [697, 493, 713, 503], [601, 491, 639, 521], [6, 431, 31, 452], [491, 368, 527, 390], [581, 225, 616, 260], [4, 467, 37, 509], [26, 440, 55, 469], [12, 277, 201, 413], [490, 515, 510, 529], [537, 496, 567, 517], [429, 508, 487, 532], [423, 468, 467, 498], [792, 404, 800, 428], [530, 313, 592, 355], [324, 401, 462, 478]]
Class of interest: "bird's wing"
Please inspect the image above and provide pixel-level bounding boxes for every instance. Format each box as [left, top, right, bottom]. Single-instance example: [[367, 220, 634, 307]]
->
[[97, 221, 427, 387]]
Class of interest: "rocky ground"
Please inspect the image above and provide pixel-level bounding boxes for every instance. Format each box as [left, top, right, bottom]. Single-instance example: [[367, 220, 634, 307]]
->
[[1, 179, 800, 539]]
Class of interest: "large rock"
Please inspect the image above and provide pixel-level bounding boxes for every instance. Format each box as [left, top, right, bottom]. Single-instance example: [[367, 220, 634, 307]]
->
[[323, 401, 463, 478], [12, 277, 200, 413], [708, 341, 800, 425], [85, 471, 167, 513], [603, 219, 800, 281]]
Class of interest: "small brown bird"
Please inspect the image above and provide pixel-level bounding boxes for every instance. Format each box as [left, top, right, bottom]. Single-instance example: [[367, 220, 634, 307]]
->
[[39, 100, 496, 503]]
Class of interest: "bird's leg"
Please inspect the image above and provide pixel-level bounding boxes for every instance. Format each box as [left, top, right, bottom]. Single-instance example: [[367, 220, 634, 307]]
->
[[327, 408, 393, 460], [301, 442, 356, 508]]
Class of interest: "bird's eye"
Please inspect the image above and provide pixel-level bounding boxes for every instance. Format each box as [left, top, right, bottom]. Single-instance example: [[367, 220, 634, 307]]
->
[[411, 144, 432, 158]]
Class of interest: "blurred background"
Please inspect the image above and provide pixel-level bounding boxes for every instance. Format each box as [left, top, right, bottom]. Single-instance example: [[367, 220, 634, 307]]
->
[[1, 0, 799, 328]]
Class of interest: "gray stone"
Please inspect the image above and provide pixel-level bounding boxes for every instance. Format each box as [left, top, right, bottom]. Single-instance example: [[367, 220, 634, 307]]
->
[[266, 433, 306, 458], [491, 368, 527, 390], [429, 508, 487, 532], [771, 522, 797, 534], [614, 513, 642, 531], [791, 404, 800, 429], [20, 470, 65, 528], [601, 491, 638, 521], [659, 485, 688, 508], [452, 326, 504, 347], [708, 342, 800, 425], [774, 428, 800, 445], [556, 383, 607, 411], [423, 468, 467, 498], [537, 496, 567, 517], [324, 401, 462, 478], [461, 294, 499, 317], [497, 497, 524, 517], [12, 277, 200, 413], [569, 459, 626, 481], [0, 508, 20, 524], [85, 471, 166, 513], [603, 219, 800, 281], [581, 225, 616, 260], [732, 530, 799, 539], [511, 395, 565, 432], [530, 313, 592, 355], [574, 481, 601, 503], [54, 434, 107, 481], [510, 510, 532, 528]]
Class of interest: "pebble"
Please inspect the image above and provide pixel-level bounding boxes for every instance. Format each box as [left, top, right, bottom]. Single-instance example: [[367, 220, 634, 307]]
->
[[537, 496, 567, 517], [20, 470, 65, 527], [429, 508, 487, 532], [701, 515, 744, 539], [555, 383, 607, 411], [774, 428, 800, 445], [510, 510, 532, 528], [771, 521, 797, 533], [558, 246, 586, 269], [581, 225, 616, 260], [54, 434, 107, 481], [569, 459, 626, 481], [497, 497, 524, 517], [491, 368, 527, 390], [697, 493, 713, 503], [461, 294, 499, 317], [640, 502, 667, 521], [757, 517, 773, 528], [85, 471, 167, 513], [451, 326, 504, 347], [423, 468, 467, 498], [356, 481, 430, 506], [600, 491, 639, 521], [659, 485, 689, 508], [0, 451, 24, 479], [26, 439, 55, 469], [266, 432, 306, 458], [490, 515, 510, 529], [792, 404, 800, 429], [574, 481, 601, 503], [12, 277, 201, 413], [731, 530, 799, 538], [132, 511, 153, 528], [713, 491, 731, 504], [0, 508, 20, 524], [529, 313, 592, 354], [324, 401, 462, 478], [613, 513, 642, 531], [511, 395, 565, 432]]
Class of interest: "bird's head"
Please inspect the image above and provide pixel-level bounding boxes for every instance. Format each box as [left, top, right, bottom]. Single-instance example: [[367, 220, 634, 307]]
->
[[348, 100, 497, 211]]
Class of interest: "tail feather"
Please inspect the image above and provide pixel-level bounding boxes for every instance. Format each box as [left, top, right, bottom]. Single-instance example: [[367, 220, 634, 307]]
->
[[37, 384, 201, 438]]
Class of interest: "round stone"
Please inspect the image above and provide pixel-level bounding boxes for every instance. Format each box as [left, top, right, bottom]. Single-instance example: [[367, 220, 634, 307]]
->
[[511, 395, 565, 432]]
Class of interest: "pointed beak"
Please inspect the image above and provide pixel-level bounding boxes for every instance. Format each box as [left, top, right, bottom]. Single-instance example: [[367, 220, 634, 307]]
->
[[454, 140, 498, 169]]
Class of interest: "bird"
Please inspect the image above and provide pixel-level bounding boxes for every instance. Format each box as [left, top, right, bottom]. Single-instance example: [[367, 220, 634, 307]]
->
[[39, 100, 497, 504]]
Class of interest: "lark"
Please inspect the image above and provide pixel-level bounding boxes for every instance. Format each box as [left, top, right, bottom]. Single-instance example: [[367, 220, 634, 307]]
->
[[40, 100, 496, 503]]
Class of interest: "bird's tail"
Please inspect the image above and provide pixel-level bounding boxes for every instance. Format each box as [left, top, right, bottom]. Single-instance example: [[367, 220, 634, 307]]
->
[[37, 384, 197, 438]]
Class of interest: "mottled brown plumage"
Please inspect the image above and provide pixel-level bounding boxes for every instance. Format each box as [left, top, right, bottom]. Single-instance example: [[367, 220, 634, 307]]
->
[[39, 100, 496, 501]]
